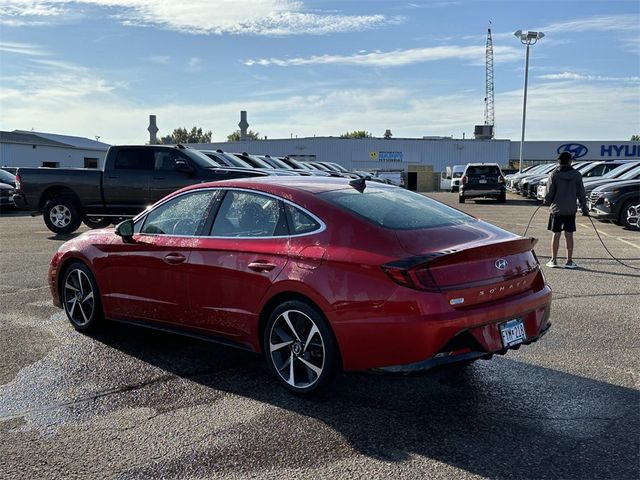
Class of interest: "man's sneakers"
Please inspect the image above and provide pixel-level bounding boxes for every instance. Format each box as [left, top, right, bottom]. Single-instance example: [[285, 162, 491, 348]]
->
[[545, 259, 578, 269]]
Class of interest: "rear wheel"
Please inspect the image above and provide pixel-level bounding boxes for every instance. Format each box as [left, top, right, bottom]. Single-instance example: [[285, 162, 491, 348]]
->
[[83, 217, 112, 229], [43, 197, 82, 234], [61, 262, 103, 332], [459, 195, 466, 204], [264, 300, 339, 395]]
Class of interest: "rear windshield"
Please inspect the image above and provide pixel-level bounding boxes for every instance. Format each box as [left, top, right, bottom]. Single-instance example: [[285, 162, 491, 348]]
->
[[466, 165, 501, 175], [318, 187, 472, 230]]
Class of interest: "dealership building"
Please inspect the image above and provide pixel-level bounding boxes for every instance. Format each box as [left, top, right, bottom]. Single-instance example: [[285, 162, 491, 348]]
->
[[1, 128, 637, 189], [194, 137, 639, 173]]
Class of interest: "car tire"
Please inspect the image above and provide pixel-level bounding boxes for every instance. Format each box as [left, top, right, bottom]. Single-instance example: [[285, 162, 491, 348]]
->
[[263, 300, 339, 395], [497, 193, 506, 203], [43, 197, 82, 234], [83, 217, 112, 229], [621, 198, 640, 230], [61, 262, 104, 332], [459, 196, 466, 204]]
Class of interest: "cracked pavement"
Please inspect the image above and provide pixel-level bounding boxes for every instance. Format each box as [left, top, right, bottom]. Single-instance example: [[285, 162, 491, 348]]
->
[[1, 194, 639, 479]]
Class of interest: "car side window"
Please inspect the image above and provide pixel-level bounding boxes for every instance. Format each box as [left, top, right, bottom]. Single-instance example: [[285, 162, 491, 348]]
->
[[211, 191, 288, 237], [284, 203, 321, 235], [114, 149, 155, 170], [154, 150, 180, 171], [141, 191, 214, 236]]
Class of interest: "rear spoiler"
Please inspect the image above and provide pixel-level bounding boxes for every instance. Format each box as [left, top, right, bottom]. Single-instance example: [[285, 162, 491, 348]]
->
[[385, 237, 538, 270]]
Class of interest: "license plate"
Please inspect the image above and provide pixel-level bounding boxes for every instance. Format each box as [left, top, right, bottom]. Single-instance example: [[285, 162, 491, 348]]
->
[[499, 318, 526, 348], [479, 179, 487, 184]]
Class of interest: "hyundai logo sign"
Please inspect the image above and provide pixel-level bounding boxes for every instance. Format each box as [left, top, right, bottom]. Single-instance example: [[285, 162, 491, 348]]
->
[[557, 143, 588, 159], [495, 259, 508, 270]]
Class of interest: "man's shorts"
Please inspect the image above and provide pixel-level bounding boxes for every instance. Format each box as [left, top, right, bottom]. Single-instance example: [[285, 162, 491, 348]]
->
[[547, 213, 576, 232]]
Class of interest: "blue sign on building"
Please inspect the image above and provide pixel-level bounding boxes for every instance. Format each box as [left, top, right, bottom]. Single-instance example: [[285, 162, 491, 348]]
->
[[378, 151, 403, 162]]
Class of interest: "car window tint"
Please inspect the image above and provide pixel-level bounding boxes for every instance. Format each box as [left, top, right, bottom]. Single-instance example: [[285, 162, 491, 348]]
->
[[141, 191, 213, 236], [211, 191, 287, 237], [114, 149, 154, 170], [285, 204, 321, 235], [154, 150, 179, 171], [466, 165, 501, 175], [319, 187, 471, 230]]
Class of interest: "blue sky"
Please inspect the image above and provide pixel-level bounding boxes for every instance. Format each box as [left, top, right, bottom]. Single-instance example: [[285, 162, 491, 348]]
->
[[0, 0, 638, 144]]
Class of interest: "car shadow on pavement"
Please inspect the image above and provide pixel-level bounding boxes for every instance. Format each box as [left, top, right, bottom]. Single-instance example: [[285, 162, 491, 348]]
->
[[90, 322, 639, 480]]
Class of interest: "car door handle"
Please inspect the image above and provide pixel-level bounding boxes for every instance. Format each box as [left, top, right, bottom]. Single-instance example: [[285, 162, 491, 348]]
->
[[248, 261, 276, 272], [163, 253, 186, 265]]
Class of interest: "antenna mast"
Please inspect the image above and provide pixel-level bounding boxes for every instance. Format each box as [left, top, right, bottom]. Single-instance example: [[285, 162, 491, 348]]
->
[[484, 25, 495, 133]]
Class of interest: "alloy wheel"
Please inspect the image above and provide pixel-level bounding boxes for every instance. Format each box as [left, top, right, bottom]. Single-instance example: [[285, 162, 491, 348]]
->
[[626, 203, 640, 229], [50, 204, 72, 228], [63, 268, 95, 327], [268, 309, 325, 389]]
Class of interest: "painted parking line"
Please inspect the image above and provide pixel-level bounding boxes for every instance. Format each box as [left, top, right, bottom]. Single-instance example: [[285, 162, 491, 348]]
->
[[577, 222, 640, 250]]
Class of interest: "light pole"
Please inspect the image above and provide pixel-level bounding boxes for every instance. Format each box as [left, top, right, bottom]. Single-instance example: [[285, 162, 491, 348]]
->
[[514, 29, 544, 173]]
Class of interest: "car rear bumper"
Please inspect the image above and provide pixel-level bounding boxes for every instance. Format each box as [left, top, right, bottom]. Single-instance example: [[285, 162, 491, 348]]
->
[[460, 188, 504, 197], [335, 283, 552, 371], [12, 193, 28, 210]]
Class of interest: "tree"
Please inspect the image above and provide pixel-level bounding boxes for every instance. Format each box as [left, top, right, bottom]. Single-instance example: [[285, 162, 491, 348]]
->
[[339, 130, 372, 139], [227, 130, 261, 141], [158, 126, 212, 144], [631, 134, 640, 141]]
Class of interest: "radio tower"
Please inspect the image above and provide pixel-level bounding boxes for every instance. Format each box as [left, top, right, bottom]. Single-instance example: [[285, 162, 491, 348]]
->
[[484, 25, 495, 136]]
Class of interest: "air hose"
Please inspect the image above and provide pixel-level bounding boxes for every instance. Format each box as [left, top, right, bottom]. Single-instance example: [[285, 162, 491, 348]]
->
[[522, 204, 640, 271]]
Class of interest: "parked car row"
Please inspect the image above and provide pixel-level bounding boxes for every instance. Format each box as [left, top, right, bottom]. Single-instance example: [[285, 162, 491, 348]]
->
[[504, 160, 640, 231]]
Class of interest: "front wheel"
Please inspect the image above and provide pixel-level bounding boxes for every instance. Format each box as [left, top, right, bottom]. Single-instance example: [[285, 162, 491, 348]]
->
[[621, 199, 640, 230], [264, 301, 339, 395], [61, 262, 103, 332], [43, 197, 82, 234]]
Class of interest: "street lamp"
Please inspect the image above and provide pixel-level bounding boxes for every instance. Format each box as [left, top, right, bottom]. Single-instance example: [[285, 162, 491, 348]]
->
[[514, 29, 544, 173]]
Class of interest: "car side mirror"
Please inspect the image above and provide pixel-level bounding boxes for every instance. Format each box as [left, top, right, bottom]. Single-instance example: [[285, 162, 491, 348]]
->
[[175, 160, 194, 173], [115, 219, 135, 242]]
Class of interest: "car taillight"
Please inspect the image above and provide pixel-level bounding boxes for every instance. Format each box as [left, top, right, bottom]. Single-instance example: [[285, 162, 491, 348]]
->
[[462, 175, 468, 185], [15, 174, 21, 190], [381, 263, 440, 292]]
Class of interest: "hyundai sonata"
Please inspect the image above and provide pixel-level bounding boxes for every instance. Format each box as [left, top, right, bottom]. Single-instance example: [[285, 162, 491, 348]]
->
[[49, 177, 552, 394]]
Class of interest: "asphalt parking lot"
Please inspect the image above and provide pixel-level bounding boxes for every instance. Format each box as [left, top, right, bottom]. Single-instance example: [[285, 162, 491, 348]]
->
[[1, 193, 639, 480]]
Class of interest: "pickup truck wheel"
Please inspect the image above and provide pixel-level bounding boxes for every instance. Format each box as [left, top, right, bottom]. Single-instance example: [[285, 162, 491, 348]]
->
[[83, 217, 112, 229], [43, 197, 82, 234]]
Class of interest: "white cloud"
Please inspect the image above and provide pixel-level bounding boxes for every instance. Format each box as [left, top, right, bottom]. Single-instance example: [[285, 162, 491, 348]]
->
[[0, 41, 49, 56], [541, 14, 638, 34], [539, 72, 640, 83], [245, 44, 521, 67], [0, 0, 398, 35]]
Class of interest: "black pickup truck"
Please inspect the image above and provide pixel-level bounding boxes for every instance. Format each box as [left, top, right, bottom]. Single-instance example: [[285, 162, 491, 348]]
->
[[13, 144, 265, 234]]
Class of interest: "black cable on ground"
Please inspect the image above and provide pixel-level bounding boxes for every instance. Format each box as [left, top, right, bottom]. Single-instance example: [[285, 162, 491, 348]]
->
[[587, 215, 640, 271], [521, 203, 640, 271]]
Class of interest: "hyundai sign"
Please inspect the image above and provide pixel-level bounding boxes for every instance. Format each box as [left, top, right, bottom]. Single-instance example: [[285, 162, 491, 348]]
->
[[557, 143, 638, 159]]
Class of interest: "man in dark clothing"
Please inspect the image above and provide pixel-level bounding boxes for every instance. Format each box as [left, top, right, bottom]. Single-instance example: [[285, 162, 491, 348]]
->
[[543, 151, 589, 269]]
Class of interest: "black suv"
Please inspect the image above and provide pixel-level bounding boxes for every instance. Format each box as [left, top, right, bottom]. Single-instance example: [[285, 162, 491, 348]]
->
[[589, 179, 640, 230], [459, 163, 506, 203]]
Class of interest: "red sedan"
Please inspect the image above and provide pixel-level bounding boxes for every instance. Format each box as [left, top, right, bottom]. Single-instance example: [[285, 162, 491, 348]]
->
[[49, 177, 552, 394]]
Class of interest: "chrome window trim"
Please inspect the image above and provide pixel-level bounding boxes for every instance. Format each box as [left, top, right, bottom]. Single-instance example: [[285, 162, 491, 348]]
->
[[134, 186, 327, 239]]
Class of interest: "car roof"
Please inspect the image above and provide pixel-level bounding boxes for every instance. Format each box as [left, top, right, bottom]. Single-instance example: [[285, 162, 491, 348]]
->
[[178, 175, 397, 196]]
